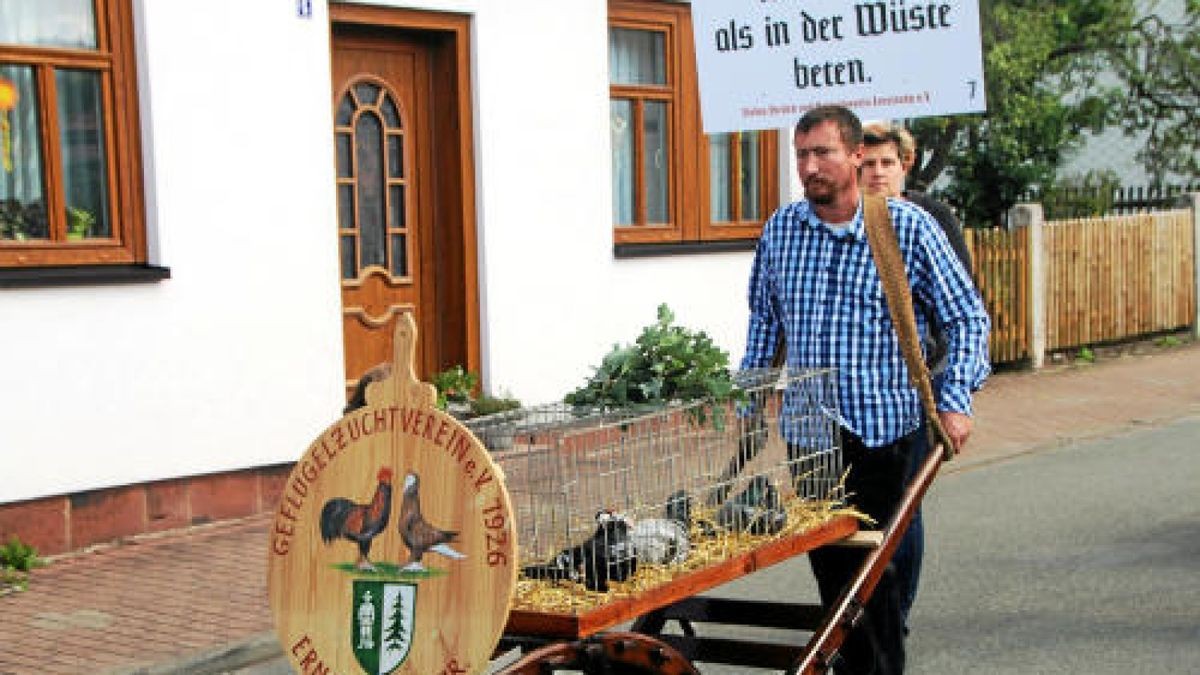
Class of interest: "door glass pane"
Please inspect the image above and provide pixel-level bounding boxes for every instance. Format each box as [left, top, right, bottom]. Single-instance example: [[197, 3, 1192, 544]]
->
[[740, 132, 761, 221], [340, 234, 356, 279], [390, 233, 407, 277], [609, 28, 665, 85], [335, 132, 352, 177], [57, 69, 110, 239], [643, 101, 669, 224], [389, 185, 405, 229], [355, 112, 385, 269], [0, 65, 49, 241], [387, 135, 403, 178], [335, 93, 354, 126], [354, 82, 381, 107], [709, 133, 731, 222], [610, 100, 633, 226], [0, 0, 97, 49], [380, 95, 401, 128], [337, 184, 354, 230]]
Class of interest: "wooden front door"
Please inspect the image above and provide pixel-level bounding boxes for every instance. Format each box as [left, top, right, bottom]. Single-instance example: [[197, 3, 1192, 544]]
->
[[331, 11, 478, 397]]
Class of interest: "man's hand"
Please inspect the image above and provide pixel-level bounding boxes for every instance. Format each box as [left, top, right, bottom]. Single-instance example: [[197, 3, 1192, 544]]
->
[[937, 411, 973, 453]]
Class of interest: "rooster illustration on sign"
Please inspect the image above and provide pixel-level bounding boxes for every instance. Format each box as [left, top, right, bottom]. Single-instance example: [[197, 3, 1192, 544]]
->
[[397, 472, 466, 571], [319, 467, 394, 571]]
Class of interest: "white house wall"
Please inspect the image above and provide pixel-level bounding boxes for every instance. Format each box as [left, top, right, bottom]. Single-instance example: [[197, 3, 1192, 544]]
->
[[0, 1, 346, 504], [0, 0, 795, 505], [461, 0, 791, 404]]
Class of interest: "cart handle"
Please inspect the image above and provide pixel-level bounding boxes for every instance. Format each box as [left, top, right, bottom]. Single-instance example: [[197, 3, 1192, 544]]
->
[[789, 439, 946, 674]]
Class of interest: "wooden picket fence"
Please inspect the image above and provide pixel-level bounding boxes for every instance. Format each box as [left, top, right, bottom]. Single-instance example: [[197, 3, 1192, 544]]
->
[[964, 226, 1030, 363], [964, 208, 1195, 364]]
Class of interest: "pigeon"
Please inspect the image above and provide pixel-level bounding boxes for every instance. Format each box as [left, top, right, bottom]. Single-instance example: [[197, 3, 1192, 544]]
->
[[630, 518, 690, 565], [397, 473, 466, 571], [715, 475, 787, 535], [522, 510, 638, 592], [664, 489, 692, 525]]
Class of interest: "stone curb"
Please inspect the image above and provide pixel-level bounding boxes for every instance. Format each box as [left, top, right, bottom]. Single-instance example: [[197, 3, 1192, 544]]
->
[[112, 632, 283, 675]]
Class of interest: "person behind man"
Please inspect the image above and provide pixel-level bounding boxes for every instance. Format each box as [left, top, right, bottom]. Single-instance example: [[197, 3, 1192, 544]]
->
[[860, 120, 975, 629], [741, 106, 990, 673], [860, 121, 972, 277]]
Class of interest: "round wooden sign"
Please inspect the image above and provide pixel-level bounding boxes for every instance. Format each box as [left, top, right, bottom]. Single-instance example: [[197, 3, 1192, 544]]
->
[[268, 314, 518, 675]]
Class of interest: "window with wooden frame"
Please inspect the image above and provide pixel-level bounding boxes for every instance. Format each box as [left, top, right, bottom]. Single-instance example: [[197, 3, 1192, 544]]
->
[[609, 0, 777, 247], [0, 0, 146, 269]]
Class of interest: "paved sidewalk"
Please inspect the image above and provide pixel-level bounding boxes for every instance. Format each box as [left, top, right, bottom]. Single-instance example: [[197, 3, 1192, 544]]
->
[[2, 340, 1198, 674]]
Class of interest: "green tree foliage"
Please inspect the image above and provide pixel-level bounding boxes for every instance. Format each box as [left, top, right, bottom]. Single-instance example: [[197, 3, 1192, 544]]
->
[[907, 0, 1197, 226], [1111, 1, 1199, 178]]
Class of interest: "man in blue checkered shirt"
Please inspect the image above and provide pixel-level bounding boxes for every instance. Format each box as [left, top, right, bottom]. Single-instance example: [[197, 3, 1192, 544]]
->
[[740, 106, 990, 674]]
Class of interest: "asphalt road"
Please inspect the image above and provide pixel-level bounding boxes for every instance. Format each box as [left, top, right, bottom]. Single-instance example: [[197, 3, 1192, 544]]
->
[[907, 414, 1200, 674], [697, 414, 1200, 674], [235, 415, 1200, 674]]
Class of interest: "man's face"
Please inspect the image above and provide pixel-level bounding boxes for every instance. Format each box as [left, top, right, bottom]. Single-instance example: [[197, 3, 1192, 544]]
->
[[794, 120, 862, 206], [861, 143, 906, 197]]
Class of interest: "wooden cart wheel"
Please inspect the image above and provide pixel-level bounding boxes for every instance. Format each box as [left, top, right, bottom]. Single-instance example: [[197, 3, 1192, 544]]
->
[[499, 631, 700, 675]]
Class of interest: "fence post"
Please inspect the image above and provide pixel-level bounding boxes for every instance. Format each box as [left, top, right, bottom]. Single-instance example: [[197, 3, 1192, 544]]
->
[[1178, 192, 1200, 340], [1012, 203, 1046, 368]]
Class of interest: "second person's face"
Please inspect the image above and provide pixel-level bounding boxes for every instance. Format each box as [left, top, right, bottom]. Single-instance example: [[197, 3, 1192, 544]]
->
[[860, 143, 906, 198]]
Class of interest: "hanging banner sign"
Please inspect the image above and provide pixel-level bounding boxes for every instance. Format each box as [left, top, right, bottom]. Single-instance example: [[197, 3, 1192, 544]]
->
[[690, 0, 987, 133]]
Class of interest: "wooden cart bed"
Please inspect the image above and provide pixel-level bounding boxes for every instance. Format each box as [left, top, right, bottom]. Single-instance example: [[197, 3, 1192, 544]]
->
[[504, 514, 858, 639]]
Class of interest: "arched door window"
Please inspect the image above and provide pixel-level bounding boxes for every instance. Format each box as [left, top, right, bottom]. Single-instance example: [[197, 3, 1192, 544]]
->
[[334, 78, 410, 281]]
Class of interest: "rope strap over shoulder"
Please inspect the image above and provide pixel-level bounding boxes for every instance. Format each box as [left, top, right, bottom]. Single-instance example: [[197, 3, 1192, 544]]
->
[[862, 194, 956, 461]]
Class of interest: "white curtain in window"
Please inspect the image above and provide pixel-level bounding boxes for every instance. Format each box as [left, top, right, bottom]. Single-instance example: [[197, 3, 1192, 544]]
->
[[0, 0, 97, 49], [608, 28, 664, 86], [611, 101, 633, 225], [710, 134, 731, 222], [1, 66, 47, 239]]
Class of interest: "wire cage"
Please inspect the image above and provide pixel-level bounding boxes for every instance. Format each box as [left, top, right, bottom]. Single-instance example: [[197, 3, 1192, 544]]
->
[[463, 367, 845, 618]]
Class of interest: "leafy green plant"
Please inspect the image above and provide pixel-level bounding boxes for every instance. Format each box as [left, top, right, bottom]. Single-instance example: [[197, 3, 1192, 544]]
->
[[564, 304, 740, 424], [1076, 346, 1096, 363], [431, 365, 478, 410], [469, 393, 521, 418], [0, 535, 44, 594], [1155, 335, 1183, 348], [67, 207, 95, 240]]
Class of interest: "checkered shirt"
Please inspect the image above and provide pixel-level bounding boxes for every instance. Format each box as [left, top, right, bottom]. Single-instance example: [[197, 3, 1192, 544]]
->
[[740, 196, 991, 448]]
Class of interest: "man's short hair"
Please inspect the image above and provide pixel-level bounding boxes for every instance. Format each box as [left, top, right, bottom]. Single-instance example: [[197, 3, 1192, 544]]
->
[[862, 121, 916, 167], [795, 106, 863, 149]]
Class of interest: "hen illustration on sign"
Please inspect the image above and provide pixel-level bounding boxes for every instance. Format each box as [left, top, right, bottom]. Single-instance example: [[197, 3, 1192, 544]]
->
[[689, 0, 987, 133]]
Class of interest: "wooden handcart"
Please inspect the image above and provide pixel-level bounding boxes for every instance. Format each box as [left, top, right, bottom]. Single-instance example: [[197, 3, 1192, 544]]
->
[[489, 436, 945, 674], [267, 310, 948, 675]]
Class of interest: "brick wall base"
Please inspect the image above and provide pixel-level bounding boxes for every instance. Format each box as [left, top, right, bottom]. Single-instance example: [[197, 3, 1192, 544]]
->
[[0, 463, 294, 557]]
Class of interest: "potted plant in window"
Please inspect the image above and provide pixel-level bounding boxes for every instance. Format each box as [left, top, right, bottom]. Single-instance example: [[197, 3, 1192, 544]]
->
[[66, 207, 95, 241]]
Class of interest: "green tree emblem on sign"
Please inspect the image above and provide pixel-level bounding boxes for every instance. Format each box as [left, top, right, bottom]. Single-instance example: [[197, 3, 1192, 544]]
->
[[352, 580, 416, 674]]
